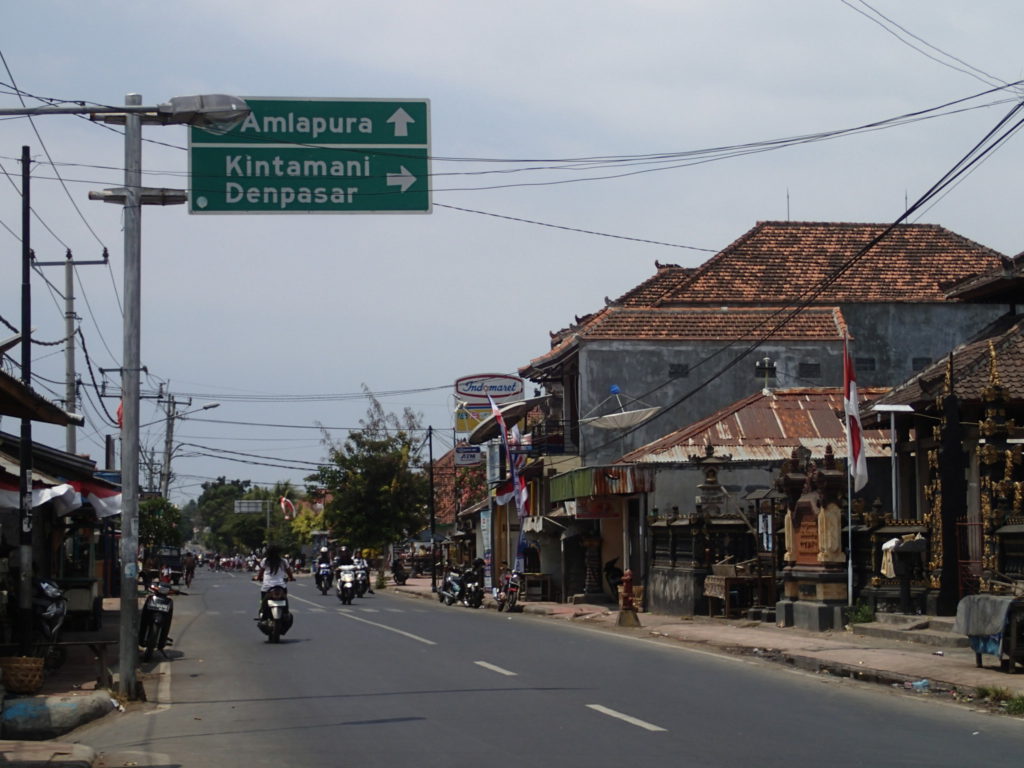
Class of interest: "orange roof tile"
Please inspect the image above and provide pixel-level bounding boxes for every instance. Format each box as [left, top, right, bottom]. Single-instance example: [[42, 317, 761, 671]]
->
[[661, 221, 1006, 305]]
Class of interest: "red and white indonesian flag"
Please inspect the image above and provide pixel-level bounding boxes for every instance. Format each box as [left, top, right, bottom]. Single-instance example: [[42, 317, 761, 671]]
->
[[843, 337, 868, 492], [489, 394, 527, 518]]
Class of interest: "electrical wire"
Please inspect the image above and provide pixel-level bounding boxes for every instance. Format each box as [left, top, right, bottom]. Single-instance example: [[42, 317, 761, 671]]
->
[[843, 0, 1013, 91], [585, 96, 1024, 454]]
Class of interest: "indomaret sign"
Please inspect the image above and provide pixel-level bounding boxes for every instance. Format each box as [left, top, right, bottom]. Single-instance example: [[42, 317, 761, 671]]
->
[[188, 97, 430, 214]]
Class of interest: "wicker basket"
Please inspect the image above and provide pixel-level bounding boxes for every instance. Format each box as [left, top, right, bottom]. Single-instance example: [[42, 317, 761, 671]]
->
[[0, 655, 45, 694]]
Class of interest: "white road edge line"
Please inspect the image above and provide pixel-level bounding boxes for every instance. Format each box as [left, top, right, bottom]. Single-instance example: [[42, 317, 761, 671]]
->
[[291, 593, 436, 645], [144, 660, 173, 713], [586, 704, 666, 732], [474, 660, 518, 676]]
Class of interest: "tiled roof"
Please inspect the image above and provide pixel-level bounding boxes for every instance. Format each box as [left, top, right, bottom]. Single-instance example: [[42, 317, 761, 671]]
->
[[870, 315, 1024, 409], [524, 306, 848, 375], [620, 387, 890, 464], [583, 306, 847, 341], [615, 262, 695, 307], [659, 221, 1006, 305]]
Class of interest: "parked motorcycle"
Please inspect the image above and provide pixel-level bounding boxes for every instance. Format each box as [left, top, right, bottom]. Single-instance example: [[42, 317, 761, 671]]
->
[[139, 582, 174, 661], [495, 570, 522, 613], [336, 564, 357, 605], [32, 578, 68, 669], [460, 560, 485, 608], [437, 564, 463, 606], [315, 561, 333, 595], [257, 585, 293, 643], [391, 559, 408, 586]]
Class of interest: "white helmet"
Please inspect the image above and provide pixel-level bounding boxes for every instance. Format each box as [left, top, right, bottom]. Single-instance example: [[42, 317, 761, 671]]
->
[[320, 546, 328, 554]]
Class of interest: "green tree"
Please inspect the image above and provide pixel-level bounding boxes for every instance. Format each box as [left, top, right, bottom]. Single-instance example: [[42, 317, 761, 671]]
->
[[139, 497, 183, 550], [307, 389, 429, 556], [195, 477, 250, 551], [291, 503, 328, 547]]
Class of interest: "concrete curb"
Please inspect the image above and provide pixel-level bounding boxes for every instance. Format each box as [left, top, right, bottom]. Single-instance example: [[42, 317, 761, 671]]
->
[[0, 739, 96, 767], [1, 691, 117, 741]]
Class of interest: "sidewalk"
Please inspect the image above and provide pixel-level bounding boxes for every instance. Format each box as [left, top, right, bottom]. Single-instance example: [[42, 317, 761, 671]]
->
[[3, 577, 1022, 765], [0, 596, 127, 766]]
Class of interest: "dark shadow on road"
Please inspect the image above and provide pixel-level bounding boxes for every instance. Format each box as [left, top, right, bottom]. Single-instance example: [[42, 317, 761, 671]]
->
[[164, 684, 585, 707]]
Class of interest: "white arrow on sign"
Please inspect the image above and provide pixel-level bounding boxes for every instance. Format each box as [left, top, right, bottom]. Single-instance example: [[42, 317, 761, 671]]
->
[[387, 108, 415, 137], [386, 166, 417, 193]]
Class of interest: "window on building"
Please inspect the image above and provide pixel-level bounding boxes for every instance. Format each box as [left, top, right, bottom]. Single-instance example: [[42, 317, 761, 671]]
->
[[855, 357, 876, 372], [798, 362, 822, 380], [669, 363, 690, 378]]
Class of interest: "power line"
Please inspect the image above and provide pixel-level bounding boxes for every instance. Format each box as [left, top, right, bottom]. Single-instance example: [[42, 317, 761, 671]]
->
[[586, 96, 1024, 454], [843, 0, 1013, 91]]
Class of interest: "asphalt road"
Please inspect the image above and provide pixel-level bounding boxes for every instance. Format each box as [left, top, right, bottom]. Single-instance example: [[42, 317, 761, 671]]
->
[[75, 569, 1024, 767]]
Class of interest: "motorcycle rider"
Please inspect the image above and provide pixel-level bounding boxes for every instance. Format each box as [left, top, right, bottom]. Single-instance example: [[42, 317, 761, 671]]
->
[[315, 546, 332, 590], [253, 544, 295, 618], [335, 545, 354, 568], [353, 549, 374, 594]]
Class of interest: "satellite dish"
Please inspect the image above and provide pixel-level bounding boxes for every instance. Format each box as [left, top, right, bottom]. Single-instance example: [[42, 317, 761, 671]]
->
[[581, 407, 660, 430], [579, 386, 660, 430]]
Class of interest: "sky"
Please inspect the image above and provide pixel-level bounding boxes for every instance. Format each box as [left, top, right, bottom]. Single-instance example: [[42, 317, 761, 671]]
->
[[2, 1, 1024, 506]]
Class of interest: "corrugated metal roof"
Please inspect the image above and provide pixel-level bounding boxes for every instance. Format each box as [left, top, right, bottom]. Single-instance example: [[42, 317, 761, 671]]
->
[[621, 387, 890, 464]]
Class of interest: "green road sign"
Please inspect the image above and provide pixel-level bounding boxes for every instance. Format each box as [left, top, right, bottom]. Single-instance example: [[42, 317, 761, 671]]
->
[[188, 97, 430, 214]]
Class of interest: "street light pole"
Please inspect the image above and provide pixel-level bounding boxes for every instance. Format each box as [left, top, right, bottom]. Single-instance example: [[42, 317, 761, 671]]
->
[[118, 93, 143, 699], [160, 398, 218, 498], [0, 92, 249, 700]]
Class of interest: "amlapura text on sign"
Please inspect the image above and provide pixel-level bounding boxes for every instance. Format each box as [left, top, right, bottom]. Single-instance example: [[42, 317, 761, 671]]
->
[[189, 97, 430, 214]]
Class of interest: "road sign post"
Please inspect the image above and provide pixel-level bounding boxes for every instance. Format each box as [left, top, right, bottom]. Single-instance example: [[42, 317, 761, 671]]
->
[[189, 98, 430, 214]]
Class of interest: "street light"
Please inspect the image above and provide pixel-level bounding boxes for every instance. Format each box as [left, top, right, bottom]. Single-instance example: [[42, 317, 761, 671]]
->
[[1, 93, 250, 700], [160, 398, 220, 498]]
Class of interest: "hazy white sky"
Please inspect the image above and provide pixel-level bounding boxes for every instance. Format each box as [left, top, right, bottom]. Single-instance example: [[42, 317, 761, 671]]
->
[[3, 1, 1023, 504]]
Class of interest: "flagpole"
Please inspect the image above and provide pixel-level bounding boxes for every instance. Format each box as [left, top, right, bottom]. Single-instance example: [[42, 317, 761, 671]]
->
[[847, 465, 853, 607], [843, 333, 853, 607]]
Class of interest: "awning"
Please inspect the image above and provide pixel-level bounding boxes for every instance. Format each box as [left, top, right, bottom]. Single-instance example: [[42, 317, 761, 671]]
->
[[457, 497, 489, 519], [71, 478, 122, 519], [548, 465, 653, 502], [0, 479, 80, 514], [522, 515, 566, 534], [0, 368, 84, 426], [467, 396, 548, 444]]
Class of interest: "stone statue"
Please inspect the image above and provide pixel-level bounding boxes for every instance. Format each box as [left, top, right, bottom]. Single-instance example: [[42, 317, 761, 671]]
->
[[817, 500, 844, 563], [783, 507, 794, 563]]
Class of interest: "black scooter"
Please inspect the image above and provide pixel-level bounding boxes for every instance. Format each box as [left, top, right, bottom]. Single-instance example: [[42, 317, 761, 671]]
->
[[257, 585, 293, 643], [460, 562, 485, 609], [391, 559, 408, 585], [139, 582, 174, 661]]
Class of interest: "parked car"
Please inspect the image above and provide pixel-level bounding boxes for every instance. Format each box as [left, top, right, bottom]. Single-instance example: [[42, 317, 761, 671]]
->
[[152, 546, 184, 585]]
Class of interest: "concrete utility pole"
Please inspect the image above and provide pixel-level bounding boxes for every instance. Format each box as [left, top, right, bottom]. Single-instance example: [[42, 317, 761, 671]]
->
[[160, 394, 177, 498], [18, 146, 34, 655], [32, 248, 110, 454], [1, 92, 250, 700]]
